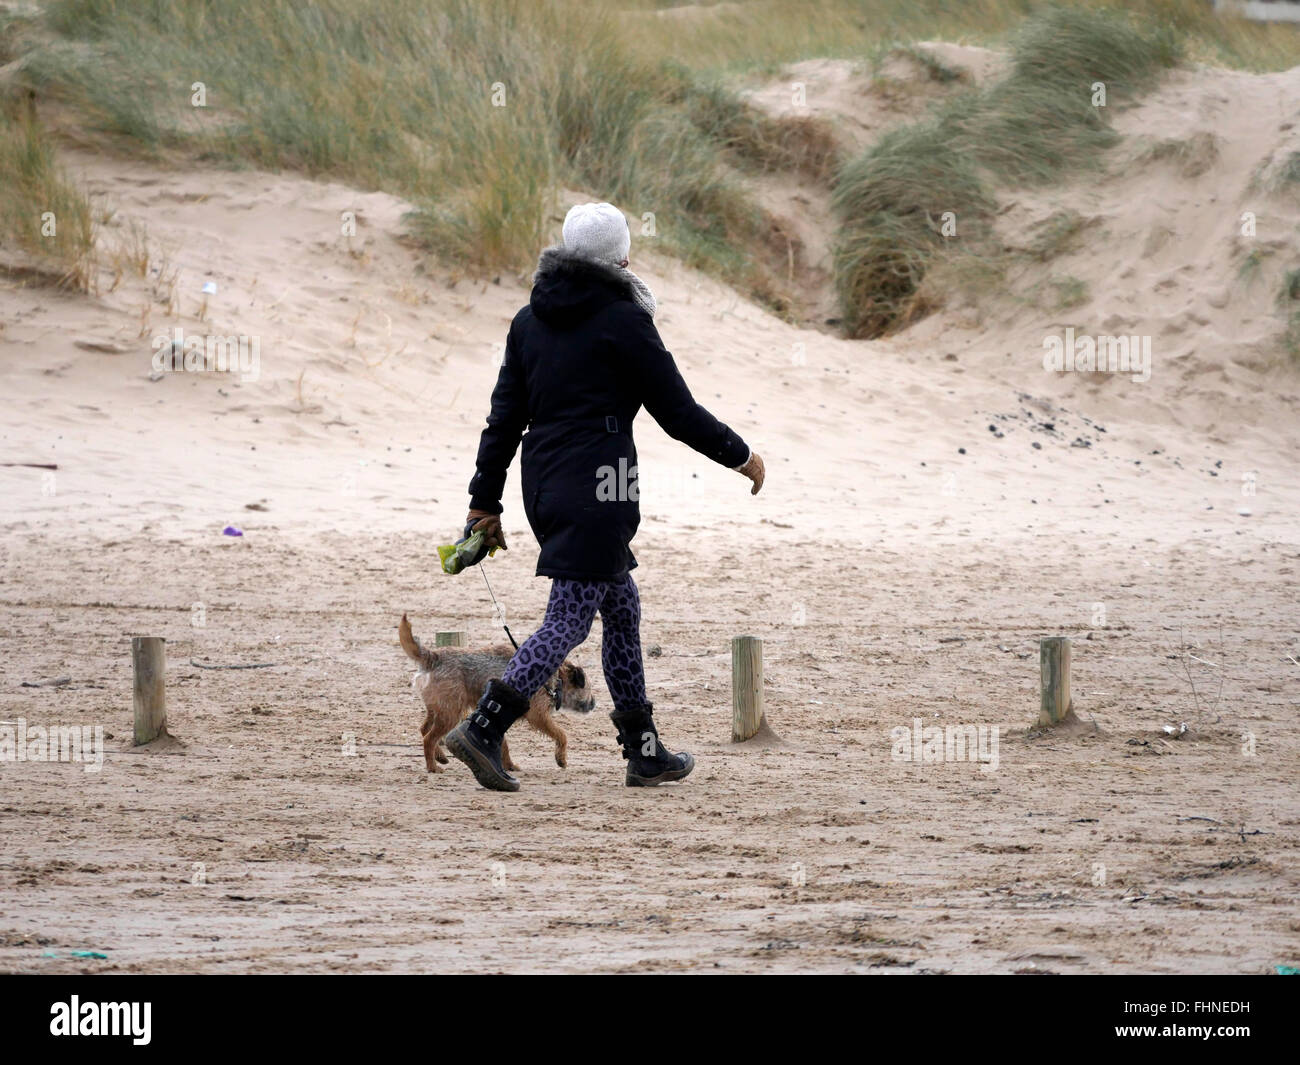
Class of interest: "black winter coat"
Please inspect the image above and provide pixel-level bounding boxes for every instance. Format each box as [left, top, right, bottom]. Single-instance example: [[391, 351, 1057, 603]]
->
[[468, 246, 750, 581]]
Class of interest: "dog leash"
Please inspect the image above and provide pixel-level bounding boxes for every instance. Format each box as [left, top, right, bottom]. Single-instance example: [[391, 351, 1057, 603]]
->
[[478, 564, 562, 709], [478, 564, 519, 650]]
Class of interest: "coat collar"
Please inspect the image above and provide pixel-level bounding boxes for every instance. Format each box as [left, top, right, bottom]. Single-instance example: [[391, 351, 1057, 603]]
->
[[534, 244, 632, 289], [530, 245, 655, 325]]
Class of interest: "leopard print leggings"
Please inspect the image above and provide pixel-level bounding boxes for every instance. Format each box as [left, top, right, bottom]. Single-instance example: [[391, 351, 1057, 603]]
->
[[500, 574, 646, 711]]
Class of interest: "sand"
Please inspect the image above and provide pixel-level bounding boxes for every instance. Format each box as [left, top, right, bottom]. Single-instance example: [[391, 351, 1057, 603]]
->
[[0, 48, 1297, 973]]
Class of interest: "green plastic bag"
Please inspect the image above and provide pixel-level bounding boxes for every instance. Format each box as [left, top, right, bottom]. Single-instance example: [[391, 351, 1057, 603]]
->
[[437, 528, 499, 575]]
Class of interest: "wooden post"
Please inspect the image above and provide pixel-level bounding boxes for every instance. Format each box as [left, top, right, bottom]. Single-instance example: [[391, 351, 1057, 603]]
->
[[435, 631, 466, 648], [132, 636, 167, 745], [1038, 636, 1072, 726], [731, 636, 764, 742]]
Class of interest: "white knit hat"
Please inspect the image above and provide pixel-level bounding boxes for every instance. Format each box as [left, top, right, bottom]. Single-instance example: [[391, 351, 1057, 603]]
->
[[561, 202, 630, 264]]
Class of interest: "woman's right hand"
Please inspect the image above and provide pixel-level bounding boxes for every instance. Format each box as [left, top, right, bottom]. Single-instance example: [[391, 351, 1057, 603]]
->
[[467, 509, 508, 550], [736, 452, 765, 495]]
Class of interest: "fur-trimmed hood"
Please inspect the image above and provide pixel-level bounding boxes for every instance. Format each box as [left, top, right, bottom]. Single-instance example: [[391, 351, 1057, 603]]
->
[[529, 245, 656, 328]]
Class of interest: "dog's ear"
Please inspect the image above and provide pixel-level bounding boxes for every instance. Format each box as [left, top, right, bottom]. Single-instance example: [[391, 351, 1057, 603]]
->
[[567, 665, 586, 688]]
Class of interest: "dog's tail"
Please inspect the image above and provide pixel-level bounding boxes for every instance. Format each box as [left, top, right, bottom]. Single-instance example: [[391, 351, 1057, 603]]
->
[[398, 613, 440, 671]]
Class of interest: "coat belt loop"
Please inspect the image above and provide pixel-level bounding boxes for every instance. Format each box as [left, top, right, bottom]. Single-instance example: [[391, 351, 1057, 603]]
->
[[605, 416, 618, 433]]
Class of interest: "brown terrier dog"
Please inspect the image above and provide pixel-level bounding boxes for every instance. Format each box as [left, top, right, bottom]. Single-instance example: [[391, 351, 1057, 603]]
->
[[399, 614, 595, 774]]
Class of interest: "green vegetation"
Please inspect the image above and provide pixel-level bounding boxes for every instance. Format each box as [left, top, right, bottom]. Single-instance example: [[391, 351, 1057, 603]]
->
[[1281, 269, 1300, 359], [0, 105, 96, 289], [18, 0, 834, 310], [1047, 274, 1089, 310], [831, 5, 1181, 336], [629, 0, 1300, 76], [1274, 150, 1300, 189], [2, 0, 1299, 317]]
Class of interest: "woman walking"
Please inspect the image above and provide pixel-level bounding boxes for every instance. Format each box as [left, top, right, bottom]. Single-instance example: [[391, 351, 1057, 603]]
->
[[445, 202, 764, 791]]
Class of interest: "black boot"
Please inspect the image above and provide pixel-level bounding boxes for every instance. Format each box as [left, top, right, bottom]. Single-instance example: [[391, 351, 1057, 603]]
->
[[610, 705, 695, 787], [445, 679, 530, 792]]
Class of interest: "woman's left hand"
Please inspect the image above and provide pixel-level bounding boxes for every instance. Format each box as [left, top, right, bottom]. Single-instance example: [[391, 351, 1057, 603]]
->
[[736, 452, 765, 495]]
